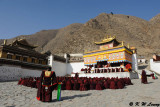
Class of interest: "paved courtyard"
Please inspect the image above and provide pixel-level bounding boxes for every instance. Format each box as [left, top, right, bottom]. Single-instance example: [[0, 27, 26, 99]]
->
[[0, 78, 160, 107]]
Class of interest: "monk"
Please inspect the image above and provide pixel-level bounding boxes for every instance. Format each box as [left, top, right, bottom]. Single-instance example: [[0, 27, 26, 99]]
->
[[141, 70, 148, 84], [37, 68, 57, 102]]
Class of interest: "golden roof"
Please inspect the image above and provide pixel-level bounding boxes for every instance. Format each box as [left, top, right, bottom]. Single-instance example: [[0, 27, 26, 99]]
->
[[11, 39, 38, 49], [95, 36, 120, 45], [130, 47, 136, 50]]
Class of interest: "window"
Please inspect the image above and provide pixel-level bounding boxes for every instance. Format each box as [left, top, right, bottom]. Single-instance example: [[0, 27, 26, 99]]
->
[[23, 57, 27, 62], [7, 54, 12, 59], [48, 60, 50, 64], [39, 60, 43, 64], [16, 56, 20, 60], [32, 58, 35, 63]]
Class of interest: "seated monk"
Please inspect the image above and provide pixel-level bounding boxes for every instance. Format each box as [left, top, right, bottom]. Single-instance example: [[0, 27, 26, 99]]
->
[[103, 80, 109, 89], [90, 81, 96, 90], [73, 80, 80, 90], [66, 80, 72, 90], [18, 78, 22, 85], [61, 80, 66, 90], [117, 80, 124, 89], [80, 81, 87, 91], [126, 77, 133, 85], [110, 81, 118, 89], [96, 81, 103, 90]]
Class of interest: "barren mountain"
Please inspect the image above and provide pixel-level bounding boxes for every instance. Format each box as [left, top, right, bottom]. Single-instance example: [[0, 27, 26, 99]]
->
[[3, 13, 160, 58]]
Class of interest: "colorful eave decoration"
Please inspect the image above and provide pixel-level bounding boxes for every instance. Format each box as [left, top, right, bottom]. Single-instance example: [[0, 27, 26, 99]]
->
[[83, 46, 133, 65]]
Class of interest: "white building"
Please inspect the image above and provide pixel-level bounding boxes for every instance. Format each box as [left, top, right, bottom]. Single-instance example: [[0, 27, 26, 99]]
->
[[48, 52, 138, 79], [48, 53, 86, 77], [150, 54, 160, 75], [0, 39, 50, 81], [137, 55, 147, 64]]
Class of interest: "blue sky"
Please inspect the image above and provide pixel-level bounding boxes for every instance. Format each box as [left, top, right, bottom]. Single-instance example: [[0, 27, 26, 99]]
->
[[0, 0, 160, 39]]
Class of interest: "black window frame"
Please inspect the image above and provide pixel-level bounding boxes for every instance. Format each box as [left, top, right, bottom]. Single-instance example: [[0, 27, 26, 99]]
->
[[32, 58, 36, 63], [23, 57, 27, 62], [16, 56, 21, 60], [38, 60, 43, 64], [7, 54, 12, 59]]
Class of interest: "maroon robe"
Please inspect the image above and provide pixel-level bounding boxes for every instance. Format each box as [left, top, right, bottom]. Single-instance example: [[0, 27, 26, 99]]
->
[[110, 81, 117, 89], [96, 81, 103, 90], [103, 81, 109, 89], [141, 70, 148, 84], [117, 80, 124, 89], [66, 80, 72, 90], [37, 70, 57, 102], [18, 78, 22, 85]]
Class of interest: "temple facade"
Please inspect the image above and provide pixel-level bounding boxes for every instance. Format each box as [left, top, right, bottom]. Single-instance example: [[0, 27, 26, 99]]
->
[[48, 36, 138, 79], [83, 36, 137, 71], [71, 36, 139, 78], [0, 39, 50, 81]]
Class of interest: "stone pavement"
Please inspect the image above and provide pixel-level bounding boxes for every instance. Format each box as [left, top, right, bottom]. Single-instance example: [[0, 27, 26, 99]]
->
[[0, 78, 160, 107]]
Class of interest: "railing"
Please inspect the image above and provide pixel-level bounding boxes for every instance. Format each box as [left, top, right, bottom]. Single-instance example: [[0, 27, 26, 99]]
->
[[81, 67, 125, 73], [93, 67, 123, 73]]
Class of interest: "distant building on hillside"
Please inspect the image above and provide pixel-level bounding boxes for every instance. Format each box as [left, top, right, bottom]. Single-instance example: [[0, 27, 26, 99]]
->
[[137, 55, 147, 64]]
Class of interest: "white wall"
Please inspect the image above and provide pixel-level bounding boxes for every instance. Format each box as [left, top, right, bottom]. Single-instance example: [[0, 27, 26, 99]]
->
[[48, 55, 53, 67], [138, 59, 146, 63], [150, 59, 160, 74], [0, 65, 41, 81], [51, 61, 85, 76], [132, 54, 138, 71], [52, 61, 67, 76], [21, 68, 41, 78], [71, 72, 138, 79], [67, 62, 86, 74]]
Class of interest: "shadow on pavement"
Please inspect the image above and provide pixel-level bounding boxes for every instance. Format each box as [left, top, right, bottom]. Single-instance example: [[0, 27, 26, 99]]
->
[[52, 93, 92, 102]]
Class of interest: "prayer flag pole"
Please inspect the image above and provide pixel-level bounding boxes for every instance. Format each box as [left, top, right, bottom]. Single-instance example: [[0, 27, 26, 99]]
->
[[57, 82, 62, 101]]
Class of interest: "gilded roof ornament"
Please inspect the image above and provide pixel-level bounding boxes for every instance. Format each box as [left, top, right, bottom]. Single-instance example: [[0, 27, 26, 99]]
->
[[95, 35, 116, 44], [121, 41, 124, 46], [128, 43, 130, 48], [3, 39, 7, 45]]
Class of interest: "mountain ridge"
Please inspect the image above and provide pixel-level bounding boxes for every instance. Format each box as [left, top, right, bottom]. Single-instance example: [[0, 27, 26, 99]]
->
[[2, 13, 160, 58]]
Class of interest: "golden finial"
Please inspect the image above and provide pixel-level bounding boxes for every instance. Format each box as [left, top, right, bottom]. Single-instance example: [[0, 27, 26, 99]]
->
[[128, 43, 130, 48], [3, 39, 7, 45], [121, 41, 124, 46]]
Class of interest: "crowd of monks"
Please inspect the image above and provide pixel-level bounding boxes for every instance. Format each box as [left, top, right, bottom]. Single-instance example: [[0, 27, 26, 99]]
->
[[18, 76, 133, 90], [17, 69, 158, 102]]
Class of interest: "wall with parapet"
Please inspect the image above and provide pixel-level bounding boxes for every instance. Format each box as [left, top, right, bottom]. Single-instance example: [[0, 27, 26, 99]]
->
[[71, 72, 138, 79], [0, 65, 41, 81], [150, 59, 160, 74]]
